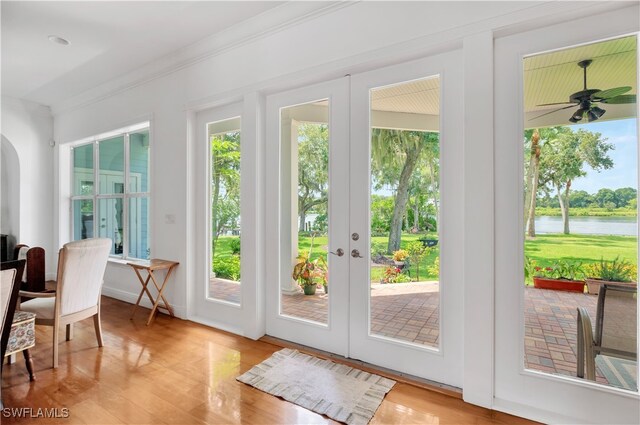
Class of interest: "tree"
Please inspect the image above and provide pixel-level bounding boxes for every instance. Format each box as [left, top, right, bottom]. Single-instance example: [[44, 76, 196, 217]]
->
[[297, 123, 329, 232], [539, 129, 613, 234], [211, 132, 241, 259], [594, 188, 617, 207], [569, 190, 593, 208], [371, 129, 438, 252], [524, 127, 571, 237], [614, 187, 637, 208]]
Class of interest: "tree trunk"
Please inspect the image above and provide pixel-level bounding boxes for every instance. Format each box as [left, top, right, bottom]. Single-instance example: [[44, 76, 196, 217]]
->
[[388, 139, 423, 253], [299, 210, 307, 232], [556, 183, 570, 235], [428, 160, 439, 223], [563, 179, 571, 234], [211, 174, 220, 260], [525, 130, 541, 238], [404, 211, 409, 232], [413, 199, 419, 231]]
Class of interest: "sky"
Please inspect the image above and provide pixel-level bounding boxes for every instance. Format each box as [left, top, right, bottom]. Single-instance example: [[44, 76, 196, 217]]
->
[[568, 118, 638, 194]]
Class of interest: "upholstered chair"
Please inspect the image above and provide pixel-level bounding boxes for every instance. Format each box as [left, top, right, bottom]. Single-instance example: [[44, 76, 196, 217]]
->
[[19, 238, 111, 368]]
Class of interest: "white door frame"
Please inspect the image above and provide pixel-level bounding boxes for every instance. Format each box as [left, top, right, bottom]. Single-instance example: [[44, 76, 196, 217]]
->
[[265, 78, 350, 356], [349, 50, 465, 387], [494, 7, 639, 424]]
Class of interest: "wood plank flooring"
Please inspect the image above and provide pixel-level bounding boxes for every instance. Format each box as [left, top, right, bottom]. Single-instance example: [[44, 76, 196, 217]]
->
[[2, 296, 537, 424]]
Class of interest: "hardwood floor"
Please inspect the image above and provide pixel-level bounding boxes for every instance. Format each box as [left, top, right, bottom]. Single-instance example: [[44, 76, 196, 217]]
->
[[2, 296, 537, 424]]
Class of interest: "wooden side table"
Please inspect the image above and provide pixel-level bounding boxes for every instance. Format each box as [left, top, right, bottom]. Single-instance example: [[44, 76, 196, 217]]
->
[[128, 259, 179, 326]]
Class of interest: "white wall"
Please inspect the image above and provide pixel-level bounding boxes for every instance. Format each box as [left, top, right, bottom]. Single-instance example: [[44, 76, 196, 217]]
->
[[1, 97, 54, 275]]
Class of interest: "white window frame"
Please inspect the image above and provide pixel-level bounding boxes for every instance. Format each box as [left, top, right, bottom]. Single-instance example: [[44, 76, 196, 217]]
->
[[70, 122, 151, 260]]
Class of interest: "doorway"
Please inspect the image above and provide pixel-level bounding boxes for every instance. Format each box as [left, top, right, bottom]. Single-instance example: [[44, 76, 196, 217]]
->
[[265, 50, 464, 386]]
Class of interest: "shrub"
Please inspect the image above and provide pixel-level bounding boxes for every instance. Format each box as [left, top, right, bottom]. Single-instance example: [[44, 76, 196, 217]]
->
[[214, 256, 241, 281], [229, 237, 241, 255], [428, 256, 440, 276], [584, 257, 636, 282], [392, 249, 409, 262], [382, 266, 411, 283]]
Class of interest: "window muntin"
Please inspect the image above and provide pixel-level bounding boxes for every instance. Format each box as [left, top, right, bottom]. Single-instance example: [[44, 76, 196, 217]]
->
[[71, 126, 150, 260]]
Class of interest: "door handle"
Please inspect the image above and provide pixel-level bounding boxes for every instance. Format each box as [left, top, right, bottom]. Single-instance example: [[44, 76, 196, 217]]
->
[[330, 248, 344, 257], [351, 249, 363, 258]]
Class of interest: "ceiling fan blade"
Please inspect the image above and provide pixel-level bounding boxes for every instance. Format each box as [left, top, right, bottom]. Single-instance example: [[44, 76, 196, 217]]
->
[[600, 94, 636, 104], [529, 104, 576, 120], [592, 86, 632, 100], [536, 101, 576, 107]]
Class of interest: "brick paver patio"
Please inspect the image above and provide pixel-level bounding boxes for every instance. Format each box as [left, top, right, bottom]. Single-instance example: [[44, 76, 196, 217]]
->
[[210, 278, 635, 386]]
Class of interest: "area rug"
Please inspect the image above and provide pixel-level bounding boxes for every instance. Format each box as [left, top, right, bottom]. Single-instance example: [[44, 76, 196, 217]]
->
[[596, 355, 637, 391], [236, 348, 395, 425]]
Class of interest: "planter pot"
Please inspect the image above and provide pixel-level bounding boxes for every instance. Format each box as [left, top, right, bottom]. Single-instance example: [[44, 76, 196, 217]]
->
[[302, 284, 317, 295], [533, 277, 585, 293], [586, 278, 637, 295], [323, 285, 328, 294]]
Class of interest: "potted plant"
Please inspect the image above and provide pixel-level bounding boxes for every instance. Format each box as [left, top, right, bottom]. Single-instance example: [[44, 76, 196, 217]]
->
[[531, 259, 585, 292], [381, 266, 412, 284], [392, 249, 409, 268], [291, 236, 327, 296], [584, 257, 637, 295]]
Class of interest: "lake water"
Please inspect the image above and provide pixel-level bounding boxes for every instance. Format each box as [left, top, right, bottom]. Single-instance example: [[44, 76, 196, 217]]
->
[[535, 216, 637, 236]]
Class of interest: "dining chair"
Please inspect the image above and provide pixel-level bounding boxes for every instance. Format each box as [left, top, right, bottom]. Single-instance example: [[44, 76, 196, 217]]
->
[[19, 238, 111, 368], [1, 260, 26, 365]]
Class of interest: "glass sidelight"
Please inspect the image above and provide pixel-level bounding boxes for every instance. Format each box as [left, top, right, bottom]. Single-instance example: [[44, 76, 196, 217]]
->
[[279, 100, 330, 324], [522, 35, 638, 391], [208, 117, 242, 305]]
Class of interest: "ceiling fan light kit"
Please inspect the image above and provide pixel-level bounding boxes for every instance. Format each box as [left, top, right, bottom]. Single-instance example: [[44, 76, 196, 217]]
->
[[532, 58, 636, 124]]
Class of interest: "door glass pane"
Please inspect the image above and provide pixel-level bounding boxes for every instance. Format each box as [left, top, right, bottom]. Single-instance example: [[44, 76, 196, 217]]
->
[[99, 136, 124, 194], [73, 199, 93, 241], [129, 130, 150, 193], [280, 100, 329, 324], [523, 36, 638, 391], [129, 197, 150, 260], [369, 77, 441, 348], [209, 118, 241, 304], [73, 144, 93, 196], [98, 198, 124, 256]]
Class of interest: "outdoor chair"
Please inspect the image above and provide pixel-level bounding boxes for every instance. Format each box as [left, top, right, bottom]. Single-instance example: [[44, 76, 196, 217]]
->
[[19, 238, 111, 368], [577, 284, 637, 389]]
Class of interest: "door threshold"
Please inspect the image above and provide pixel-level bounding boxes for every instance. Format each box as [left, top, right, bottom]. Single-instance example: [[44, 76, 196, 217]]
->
[[260, 335, 462, 399]]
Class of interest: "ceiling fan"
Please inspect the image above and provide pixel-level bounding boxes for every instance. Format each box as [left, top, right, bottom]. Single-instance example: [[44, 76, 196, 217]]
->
[[532, 59, 636, 123]]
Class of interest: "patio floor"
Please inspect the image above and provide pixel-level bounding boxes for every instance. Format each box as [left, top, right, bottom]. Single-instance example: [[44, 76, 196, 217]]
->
[[210, 279, 634, 387]]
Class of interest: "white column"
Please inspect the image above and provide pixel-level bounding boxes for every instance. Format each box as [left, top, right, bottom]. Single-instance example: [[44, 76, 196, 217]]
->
[[280, 112, 301, 294], [462, 31, 495, 408]]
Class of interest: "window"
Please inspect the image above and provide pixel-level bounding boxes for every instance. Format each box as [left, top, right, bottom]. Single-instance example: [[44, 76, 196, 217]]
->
[[71, 124, 150, 260]]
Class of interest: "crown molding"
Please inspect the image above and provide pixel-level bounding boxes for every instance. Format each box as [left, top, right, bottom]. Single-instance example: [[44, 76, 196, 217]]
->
[[51, 1, 355, 115]]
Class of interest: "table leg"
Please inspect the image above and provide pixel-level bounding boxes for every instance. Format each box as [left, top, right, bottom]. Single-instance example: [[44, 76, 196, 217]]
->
[[146, 266, 177, 325], [131, 269, 154, 320]]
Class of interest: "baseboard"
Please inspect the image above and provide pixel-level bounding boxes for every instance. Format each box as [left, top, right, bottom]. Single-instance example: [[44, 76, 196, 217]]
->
[[101, 285, 186, 319]]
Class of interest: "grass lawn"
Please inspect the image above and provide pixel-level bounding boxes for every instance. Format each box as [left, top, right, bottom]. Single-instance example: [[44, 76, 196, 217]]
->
[[213, 232, 637, 284], [525, 234, 637, 266]]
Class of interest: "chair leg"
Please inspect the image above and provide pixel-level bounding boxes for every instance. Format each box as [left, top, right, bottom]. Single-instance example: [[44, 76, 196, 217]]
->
[[53, 321, 59, 368], [66, 323, 74, 341], [93, 312, 103, 347], [22, 349, 36, 381]]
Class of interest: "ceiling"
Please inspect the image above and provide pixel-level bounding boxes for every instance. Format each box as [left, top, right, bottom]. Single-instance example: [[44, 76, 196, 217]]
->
[[524, 35, 637, 127], [1, 1, 283, 106]]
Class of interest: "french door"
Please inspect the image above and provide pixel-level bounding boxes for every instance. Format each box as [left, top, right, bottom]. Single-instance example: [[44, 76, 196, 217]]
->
[[266, 50, 464, 386]]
